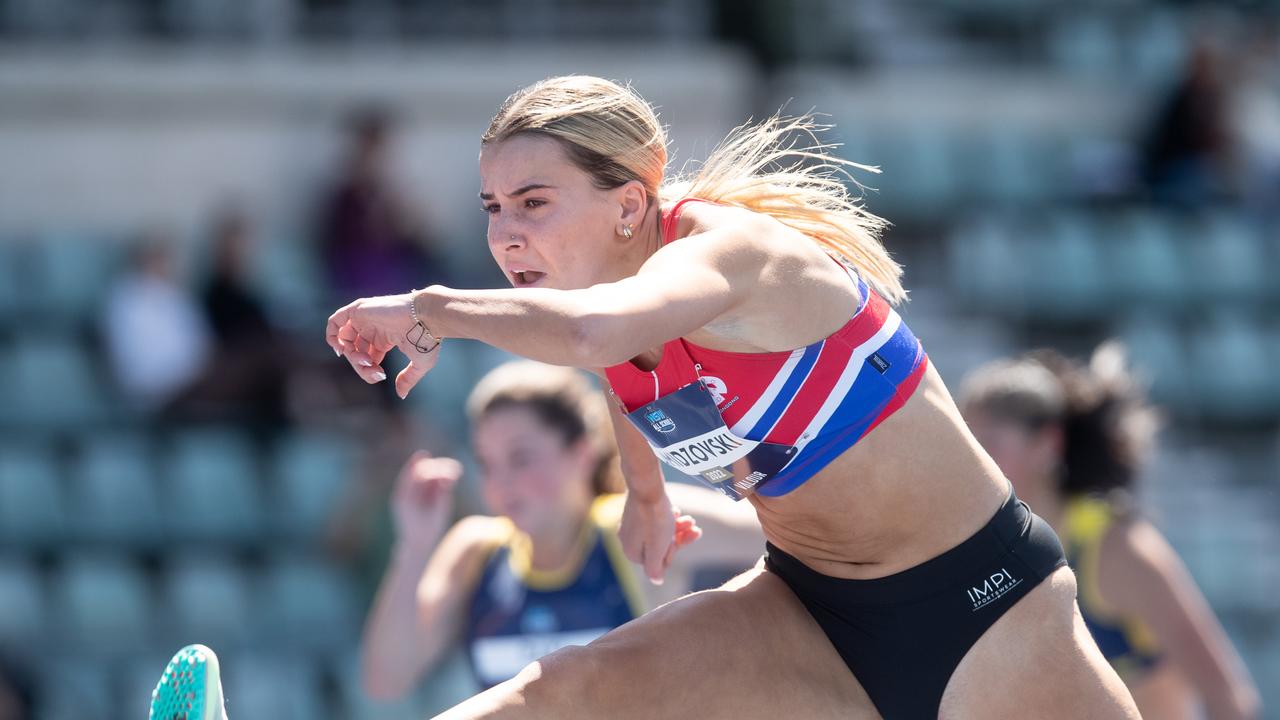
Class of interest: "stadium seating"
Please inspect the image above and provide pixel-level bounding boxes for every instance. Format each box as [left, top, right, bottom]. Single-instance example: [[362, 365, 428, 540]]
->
[[70, 432, 163, 547], [0, 444, 68, 549], [54, 553, 154, 655], [0, 555, 46, 645], [164, 429, 265, 545]]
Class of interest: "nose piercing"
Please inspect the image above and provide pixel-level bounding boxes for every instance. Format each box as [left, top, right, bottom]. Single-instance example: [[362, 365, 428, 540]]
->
[[510, 234, 517, 241]]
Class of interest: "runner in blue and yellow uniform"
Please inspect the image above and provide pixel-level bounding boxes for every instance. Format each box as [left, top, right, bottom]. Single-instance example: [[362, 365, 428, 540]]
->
[[962, 344, 1261, 720], [461, 494, 642, 690], [359, 360, 763, 699], [1063, 493, 1165, 679]]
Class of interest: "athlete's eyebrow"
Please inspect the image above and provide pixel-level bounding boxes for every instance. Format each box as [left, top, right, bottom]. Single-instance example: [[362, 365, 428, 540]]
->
[[479, 183, 557, 201]]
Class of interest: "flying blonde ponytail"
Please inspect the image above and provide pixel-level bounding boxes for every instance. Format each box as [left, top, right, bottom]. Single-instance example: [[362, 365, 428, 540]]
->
[[663, 114, 902, 304]]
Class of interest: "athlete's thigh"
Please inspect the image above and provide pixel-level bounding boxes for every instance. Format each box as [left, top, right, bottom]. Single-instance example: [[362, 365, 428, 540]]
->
[[437, 565, 879, 720], [941, 566, 1141, 720], [579, 565, 878, 719]]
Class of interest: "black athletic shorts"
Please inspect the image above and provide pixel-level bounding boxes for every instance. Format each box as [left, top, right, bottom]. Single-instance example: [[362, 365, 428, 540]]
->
[[764, 488, 1068, 719]]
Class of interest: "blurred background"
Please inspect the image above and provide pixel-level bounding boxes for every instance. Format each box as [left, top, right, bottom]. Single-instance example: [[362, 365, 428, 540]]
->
[[0, 0, 1277, 718]]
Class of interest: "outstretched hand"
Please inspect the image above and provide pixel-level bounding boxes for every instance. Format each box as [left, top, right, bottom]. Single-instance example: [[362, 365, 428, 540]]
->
[[325, 292, 440, 398]]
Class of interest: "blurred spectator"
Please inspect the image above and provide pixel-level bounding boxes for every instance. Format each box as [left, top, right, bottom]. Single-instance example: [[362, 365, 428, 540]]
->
[[1228, 20, 1280, 209], [202, 207, 274, 351], [163, 206, 291, 431], [317, 107, 449, 304], [712, 0, 802, 70], [0, 654, 36, 720], [102, 232, 212, 411], [1140, 38, 1236, 206]]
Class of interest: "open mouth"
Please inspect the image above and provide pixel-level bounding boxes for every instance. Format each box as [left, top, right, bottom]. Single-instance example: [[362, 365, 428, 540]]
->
[[512, 270, 547, 287]]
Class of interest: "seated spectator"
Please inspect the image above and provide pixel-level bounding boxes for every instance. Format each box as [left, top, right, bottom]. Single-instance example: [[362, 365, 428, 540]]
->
[[0, 654, 35, 720], [1140, 38, 1236, 206], [102, 232, 211, 412], [317, 107, 450, 304], [166, 206, 290, 430], [1229, 20, 1280, 209]]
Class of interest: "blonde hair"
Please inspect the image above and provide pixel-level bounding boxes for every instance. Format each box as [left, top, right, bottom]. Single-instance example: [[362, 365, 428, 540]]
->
[[483, 75, 668, 199], [483, 75, 905, 304], [466, 360, 623, 496]]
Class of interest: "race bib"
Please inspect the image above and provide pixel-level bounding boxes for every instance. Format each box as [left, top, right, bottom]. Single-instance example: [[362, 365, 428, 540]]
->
[[624, 381, 797, 500]]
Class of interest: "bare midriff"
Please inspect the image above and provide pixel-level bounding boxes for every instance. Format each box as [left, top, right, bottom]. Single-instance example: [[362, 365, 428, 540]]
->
[[748, 363, 1010, 580]]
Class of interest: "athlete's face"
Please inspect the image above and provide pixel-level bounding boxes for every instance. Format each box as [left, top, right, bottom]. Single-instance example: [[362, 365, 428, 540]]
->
[[964, 408, 1062, 495], [472, 405, 596, 536], [479, 134, 631, 291]]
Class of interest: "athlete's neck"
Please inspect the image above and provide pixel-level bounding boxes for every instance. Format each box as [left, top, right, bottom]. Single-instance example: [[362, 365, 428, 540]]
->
[[528, 509, 592, 573]]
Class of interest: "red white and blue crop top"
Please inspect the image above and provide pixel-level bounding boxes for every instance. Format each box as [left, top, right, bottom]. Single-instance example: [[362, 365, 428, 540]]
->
[[604, 199, 928, 499]]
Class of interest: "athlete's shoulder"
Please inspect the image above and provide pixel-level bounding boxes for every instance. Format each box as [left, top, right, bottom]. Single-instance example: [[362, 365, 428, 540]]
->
[[1065, 493, 1106, 528], [1091, 510, 1193, 619], [589, 493, 626, 532], [1101, 513, 1177, 576], [440, 515, 516, 562], [413, 515, 514, 610]]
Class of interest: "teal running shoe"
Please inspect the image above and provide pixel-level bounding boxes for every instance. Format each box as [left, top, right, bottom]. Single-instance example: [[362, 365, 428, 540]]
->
[[149, 644, 226, 720]]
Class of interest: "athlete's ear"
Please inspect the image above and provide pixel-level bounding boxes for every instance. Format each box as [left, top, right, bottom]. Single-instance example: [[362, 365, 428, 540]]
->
[[616, 180, 649, 238]]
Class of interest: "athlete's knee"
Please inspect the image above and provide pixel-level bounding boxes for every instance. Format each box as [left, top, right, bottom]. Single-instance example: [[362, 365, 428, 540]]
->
[[1051, 563, 1078, 593], [1033, 564, 1079, 610]]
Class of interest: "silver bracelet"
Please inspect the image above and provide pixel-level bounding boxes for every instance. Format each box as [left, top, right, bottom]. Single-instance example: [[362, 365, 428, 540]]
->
[[406, 290, 441, 354]]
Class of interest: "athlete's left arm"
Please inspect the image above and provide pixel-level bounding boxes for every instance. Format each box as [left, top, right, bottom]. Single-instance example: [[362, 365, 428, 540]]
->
[[1098, 518, 1261, 720]]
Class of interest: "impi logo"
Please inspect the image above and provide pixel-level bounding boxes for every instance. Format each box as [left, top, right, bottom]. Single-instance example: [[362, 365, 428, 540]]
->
[[967, 568, 1022, 611]]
